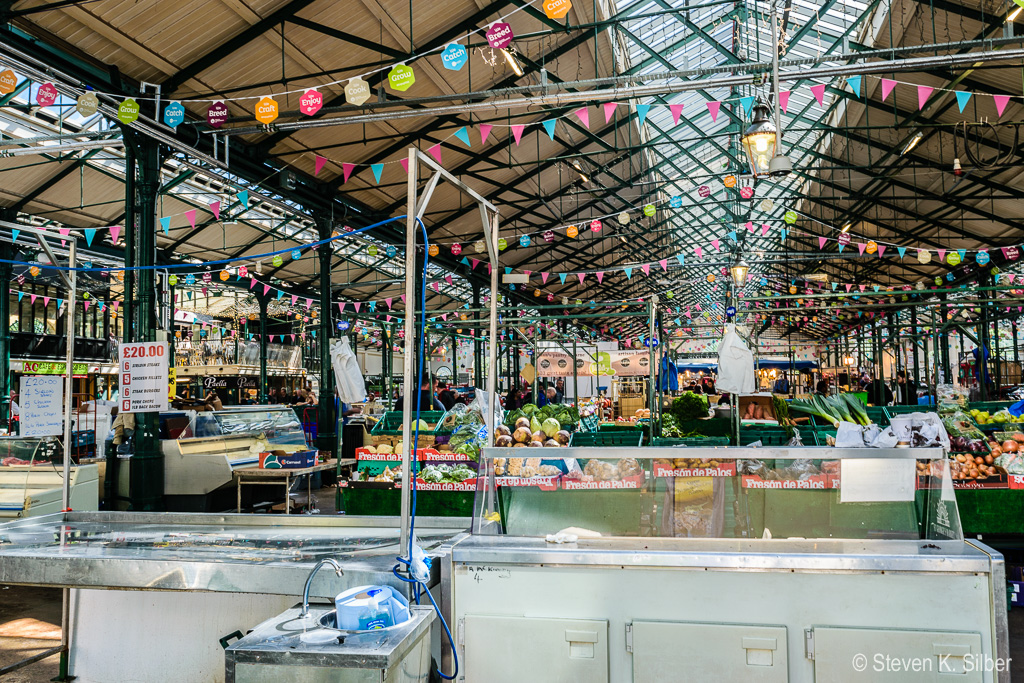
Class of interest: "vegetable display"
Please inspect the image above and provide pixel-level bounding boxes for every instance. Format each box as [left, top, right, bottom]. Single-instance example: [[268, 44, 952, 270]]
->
[[667, 393, 709, 422], [419, 463, 476, 484], [504, 403, 580, 431], [788, 394, 870, 427]]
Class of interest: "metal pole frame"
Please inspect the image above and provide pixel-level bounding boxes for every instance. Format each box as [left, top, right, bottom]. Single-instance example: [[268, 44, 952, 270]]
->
[[400, 147, 498, 562]]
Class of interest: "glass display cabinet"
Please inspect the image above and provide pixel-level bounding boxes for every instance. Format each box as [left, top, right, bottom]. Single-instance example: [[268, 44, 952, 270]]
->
[[437, 446, 1008, 683], [163, 406, 310, 511], [0, 436, 98, 518]]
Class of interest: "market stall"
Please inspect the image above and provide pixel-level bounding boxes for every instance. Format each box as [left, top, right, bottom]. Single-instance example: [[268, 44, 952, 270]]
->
[[0, 436, 98, 518]]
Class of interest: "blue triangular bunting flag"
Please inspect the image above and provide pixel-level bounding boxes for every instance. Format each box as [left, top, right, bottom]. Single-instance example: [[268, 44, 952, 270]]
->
[[739, 96, 754, 115], [831, 282, 838, 291], [955, 91, 972, 113], [847, 75, 862, 97], [504, 267, 512, 274], [453, 126, 471, 146], [728, 231, 738, 242], [17, 292, 23, 302], [84, 228, 96, 246], [780, 229, 787, 240], [277, 290, 284, 300], [559, 273, 567, 284], [460, 257, 469, 265], [160, 216, 171, 235], [675, 254, 686, 266], [838, 244, 845, 253], [236, 190, 249, 209], [57, 298, 62, 308], [897, 246, 907, 259], [636, 104, 651, 126], [371, 163, 383, 184], [624, 267, 632, 280], [957, 249, 966, 261], [542, 119, 557, 140]]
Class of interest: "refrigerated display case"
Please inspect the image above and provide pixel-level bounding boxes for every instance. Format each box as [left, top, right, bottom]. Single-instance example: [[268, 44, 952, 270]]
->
[[162, 406, 310, 511], [0, 436, 97, 518]]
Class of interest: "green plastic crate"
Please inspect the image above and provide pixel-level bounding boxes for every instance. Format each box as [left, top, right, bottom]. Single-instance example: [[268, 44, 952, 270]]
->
[[970, 401, 1012, 414], [651, 436, 731, 447], [598, 423, 645, 432], [813, 429, 837, 447], [370, 410, 445, 435], [570, 431, 643, 447], [739, 427, 805, 446]]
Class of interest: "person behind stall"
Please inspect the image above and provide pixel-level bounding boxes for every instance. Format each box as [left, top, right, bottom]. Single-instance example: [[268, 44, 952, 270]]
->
[[815, 379, 830, 396], [266, 387, 277, 404], [395, 375, 444, 412], [242, 390, 257, 405], [773, 371, 790, 394], [437, 382, 456, 411], [504, 386, 522, 411], [866, 378, 893, 405], [203, 389, 223, 411], [554, 378, 566, 403], [717, 392, 731, 406], [895, 370, 917, 406], [544, 386, 561, 405]]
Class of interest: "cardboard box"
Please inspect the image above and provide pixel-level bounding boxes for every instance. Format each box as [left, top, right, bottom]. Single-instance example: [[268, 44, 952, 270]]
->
[[738, 394, 777, 421], [259, 450, 317, 469]]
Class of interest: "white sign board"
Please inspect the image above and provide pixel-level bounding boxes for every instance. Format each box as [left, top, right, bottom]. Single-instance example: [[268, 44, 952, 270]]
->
[[20, 375, 64, 437], [119, 341, 169, 413], [840, 458, 917, 503]]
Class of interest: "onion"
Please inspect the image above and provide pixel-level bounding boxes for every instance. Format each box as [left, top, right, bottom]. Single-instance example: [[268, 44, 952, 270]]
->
[[1003, 440, 1019, 453]]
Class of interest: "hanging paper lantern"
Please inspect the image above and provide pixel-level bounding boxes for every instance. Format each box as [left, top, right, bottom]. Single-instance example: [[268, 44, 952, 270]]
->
[[723, 175, 737, 188], [428, 244, 439, 257], [566, 225, 579, 238], [946, 251, 961, 266], [218, 270, 229, 281], [386, 245, 398, 258], [666, 291, 674, 299], [590, 219, 602, 232], [497, 237, 507, 251], [451, 243, 462, 255], [865, 240, 878, 254], [618, 212, 630, 225], [697, 185, 710, 198], [918, 250, 931, 264], [543, 230, 554, 243], [291, 249, 301, 260], [977, 251, 991, 266], [519, 235, 531, 248], [185, 274, 196, 285], [934, 277, 943, 286], [534, 289, 542, 297], [368, 245, 378, 256], [202, 272, 212, 283], [707, 274, 716, 283], [789, 285, 797, 294], [82, 292, 89, 300], [169, 274, 178, 286], [272, 254, 283, 267], [29, 266, 39, 277], [239, 265, 248, 277], [643, 204, 655, 217]]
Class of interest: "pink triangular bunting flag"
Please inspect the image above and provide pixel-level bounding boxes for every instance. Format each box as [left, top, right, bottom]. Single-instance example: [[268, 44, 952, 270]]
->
[[603, 102, 618, 123], [711, 239, 720, 251], [659, 259, 668, 271], [314, 155, 327, 176], [511, 125, 525, 145], [845, 283, 853, 293], [109, 225, 121, 244], [427, 144, 442, 165], [917, 85, 933, 110], [263, 284, 270, 295], [210, 201, 220, 220], [819, 236, 828, 249], [746, 221, 755, 232], [596, 271, 604, 284], [399, 158, 409, 174], [994, 94, 1011, 117], [354, 302, 361, 312], [877, 245, 886, 257], [810, 84, 826, 106], [937, 248, 946, 262], [342, 163, 355, 183], [291, 295, 297, 305], [706, 101, 721, 122], [641, 263, 650, 276], [857, 242, 867, 256], [778, 90, 790, 113], [541, 272, 549, 284], [470, 258, 479, 270], [479, 124, 492, 145], [577, 273, 585, 284], [670, 104, 684, 125], [761, 223, 770, 236], [185, 209, 197, 230], [574, 107, 590, 129], [695, 246, 703, 259], [881, 79, 897, 101]]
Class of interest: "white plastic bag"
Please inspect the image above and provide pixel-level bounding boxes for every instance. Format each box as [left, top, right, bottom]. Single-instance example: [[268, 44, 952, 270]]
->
[[331, 337, 367, 404], [716, 324, 755, 394]]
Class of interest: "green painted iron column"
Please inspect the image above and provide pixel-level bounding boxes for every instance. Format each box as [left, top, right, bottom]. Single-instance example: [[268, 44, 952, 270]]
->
[[126, 131, 163, 511], [258, 295, 268, 403], [0, 209, 14, 426], [314, 216, 337, 458]]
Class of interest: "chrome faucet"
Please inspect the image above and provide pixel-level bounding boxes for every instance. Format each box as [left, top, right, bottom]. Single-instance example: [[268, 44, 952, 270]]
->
[[299, 558, 344, 618]]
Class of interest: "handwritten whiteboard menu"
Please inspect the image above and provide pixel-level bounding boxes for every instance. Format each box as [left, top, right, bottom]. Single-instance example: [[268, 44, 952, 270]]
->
[[119, 341, 169, 413], [20, 376, 64, 437]]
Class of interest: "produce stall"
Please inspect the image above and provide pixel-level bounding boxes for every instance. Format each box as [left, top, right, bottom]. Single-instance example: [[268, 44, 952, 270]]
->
[[442, 445, 1008, 682]]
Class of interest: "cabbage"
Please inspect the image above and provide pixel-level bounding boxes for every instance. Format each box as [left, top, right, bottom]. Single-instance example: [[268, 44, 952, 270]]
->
[[530, 416, 542, 434], [542, 418, 561, 438]]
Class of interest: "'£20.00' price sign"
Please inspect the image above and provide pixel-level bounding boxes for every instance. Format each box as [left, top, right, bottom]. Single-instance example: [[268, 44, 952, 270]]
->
[[119, 341, 169, 413]]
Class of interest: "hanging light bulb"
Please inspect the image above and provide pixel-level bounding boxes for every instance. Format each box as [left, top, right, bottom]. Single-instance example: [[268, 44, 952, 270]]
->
[[741, 101, 777, 177], [503, 49, 524, 76], [730, 258, 750, 288]]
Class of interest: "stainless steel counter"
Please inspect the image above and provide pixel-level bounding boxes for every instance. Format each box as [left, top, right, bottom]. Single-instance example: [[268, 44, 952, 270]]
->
[[0, 511, 469, 597]]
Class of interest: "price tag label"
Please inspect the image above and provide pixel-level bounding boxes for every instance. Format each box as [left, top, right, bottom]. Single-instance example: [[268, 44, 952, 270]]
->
[[119, 342, 170, 413]]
